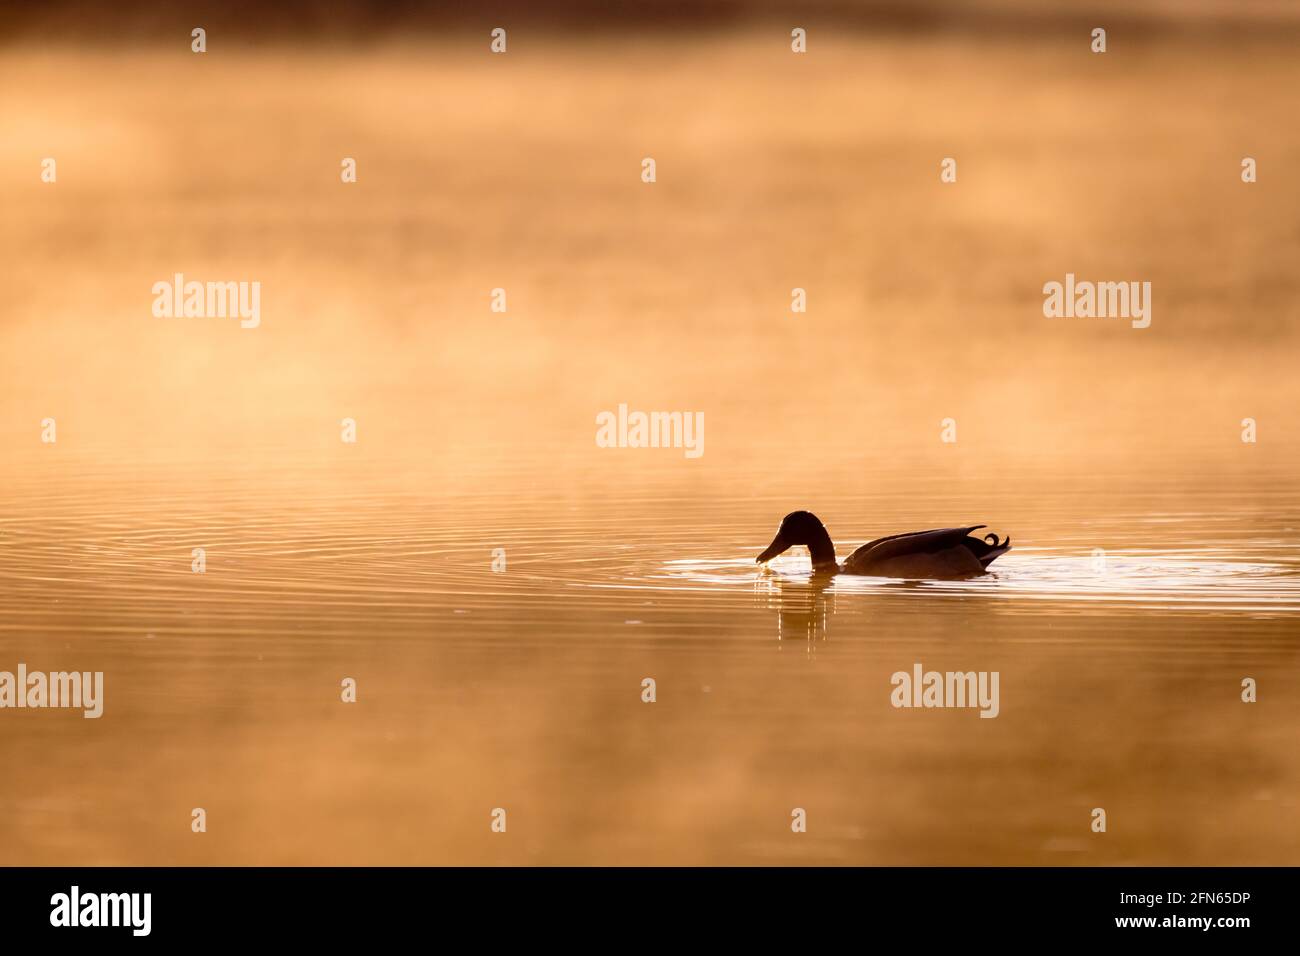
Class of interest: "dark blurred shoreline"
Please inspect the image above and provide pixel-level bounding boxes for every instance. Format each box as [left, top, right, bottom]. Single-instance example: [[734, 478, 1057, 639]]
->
[[7, 0, 1300, 45]]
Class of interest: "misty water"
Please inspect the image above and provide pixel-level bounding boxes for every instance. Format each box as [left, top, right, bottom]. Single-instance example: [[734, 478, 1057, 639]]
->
[[2, 32, 1299, 864]]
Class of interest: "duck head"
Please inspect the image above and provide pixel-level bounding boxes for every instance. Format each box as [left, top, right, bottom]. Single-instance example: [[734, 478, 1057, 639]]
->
[[756, 510, 838, 568]]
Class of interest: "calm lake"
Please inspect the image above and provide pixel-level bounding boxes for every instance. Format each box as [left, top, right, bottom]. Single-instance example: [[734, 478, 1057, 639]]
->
[[2, 30, 1298, 864]]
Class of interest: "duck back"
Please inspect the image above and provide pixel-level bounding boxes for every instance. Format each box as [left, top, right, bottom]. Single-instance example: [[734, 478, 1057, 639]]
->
[[842, 525, 1009, 579]]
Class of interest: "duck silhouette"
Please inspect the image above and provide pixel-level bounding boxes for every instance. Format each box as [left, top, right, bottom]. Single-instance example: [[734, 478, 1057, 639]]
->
[[756, 511, 1010, 580]]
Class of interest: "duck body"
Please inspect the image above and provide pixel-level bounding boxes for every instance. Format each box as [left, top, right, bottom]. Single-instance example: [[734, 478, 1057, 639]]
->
[[757, 511, 1011, 580]]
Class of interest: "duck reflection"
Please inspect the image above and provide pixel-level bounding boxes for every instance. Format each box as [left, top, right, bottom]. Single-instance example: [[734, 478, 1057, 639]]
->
[[755, 567, 836, 644]]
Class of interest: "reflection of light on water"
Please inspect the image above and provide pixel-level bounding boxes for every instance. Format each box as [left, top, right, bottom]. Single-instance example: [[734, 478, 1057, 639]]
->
[[655, 549, 1300, 615]]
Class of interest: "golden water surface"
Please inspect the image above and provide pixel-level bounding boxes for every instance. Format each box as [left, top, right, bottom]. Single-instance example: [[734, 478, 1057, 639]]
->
[[1, 29, 1298, 864]]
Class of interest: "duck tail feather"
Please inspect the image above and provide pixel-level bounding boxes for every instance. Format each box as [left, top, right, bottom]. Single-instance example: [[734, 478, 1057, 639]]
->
[[977, 534, 1012, 567]]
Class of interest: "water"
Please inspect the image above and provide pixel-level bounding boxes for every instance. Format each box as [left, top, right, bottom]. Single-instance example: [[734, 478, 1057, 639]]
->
[[2, 444, 1297, 865], [2, 32, 1299, 864]]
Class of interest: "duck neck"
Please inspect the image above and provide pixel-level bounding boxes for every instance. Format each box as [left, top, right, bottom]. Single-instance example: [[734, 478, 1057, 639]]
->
[[806, 526, 837, 568]]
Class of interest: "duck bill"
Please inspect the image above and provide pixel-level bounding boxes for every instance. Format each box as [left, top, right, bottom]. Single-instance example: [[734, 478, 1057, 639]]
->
[[756, 533, 791, 564]]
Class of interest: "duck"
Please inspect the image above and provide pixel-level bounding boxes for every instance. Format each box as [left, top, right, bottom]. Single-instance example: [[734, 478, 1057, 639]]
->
[[756, 510, 1011, 579]]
